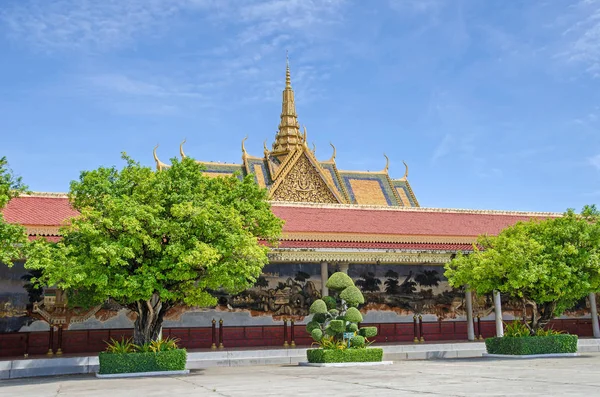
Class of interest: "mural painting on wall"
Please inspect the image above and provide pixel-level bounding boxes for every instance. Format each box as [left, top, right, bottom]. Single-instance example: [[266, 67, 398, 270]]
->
[[221, 264, 322, 318]]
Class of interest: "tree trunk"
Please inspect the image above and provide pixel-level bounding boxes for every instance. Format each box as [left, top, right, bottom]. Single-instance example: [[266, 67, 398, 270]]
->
[[523, 299, 556, 333], [131, 294, 171, 345]]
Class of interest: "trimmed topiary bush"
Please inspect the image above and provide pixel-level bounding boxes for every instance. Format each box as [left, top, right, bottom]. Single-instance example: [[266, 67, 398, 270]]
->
[[307, 348, 383, 363], [326, 272, 355, 291], [306, 321, 320, 334], [345, 307, 363, 323], [350, 335, 365, 348], [99, 349, 187, 374], [485, 334, 578, 355], [310, 299, 328, 314], [359, 327, 378, 338], [339, 286, 365, 307], [328, 319, 345, 334], [322, 296, 337, 310], [311, 328, 324, 342], [306, 272, 380, 364]]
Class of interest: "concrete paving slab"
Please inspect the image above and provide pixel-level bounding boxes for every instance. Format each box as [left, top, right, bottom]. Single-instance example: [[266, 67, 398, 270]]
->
[[3, 354, 600, 396]]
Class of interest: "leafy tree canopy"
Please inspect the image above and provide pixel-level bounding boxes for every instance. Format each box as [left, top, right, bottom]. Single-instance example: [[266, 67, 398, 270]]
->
[[0, 156, 28, 265], [26, 155, 283, 343], [445, 206, 600, 330]]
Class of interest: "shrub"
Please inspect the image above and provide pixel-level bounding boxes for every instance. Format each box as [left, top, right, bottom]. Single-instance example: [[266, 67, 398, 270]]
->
[[310, 299, 328, 314], [350, 335, 365, 348], [104, 337, 135, 354], [150, 337, 180, 352], [322, 296, 337, 310], [312, 313, 328, 323], [328, 309, 339, 317], [358, 327, 378, 338], [535, 328, 564, 337], [340, 286, 364, 307], [485, 334, 577, 355], [326, 272, 355, 291], [306, 321, 320, 334], [306, 348, 383, 363], [311, 328, 323, 342], [504, 320, 531, 337], [328, 320, 345, 334], [346, 323, 358, 333], [345, 307, 363, 323], [98, 349, 187, 374]]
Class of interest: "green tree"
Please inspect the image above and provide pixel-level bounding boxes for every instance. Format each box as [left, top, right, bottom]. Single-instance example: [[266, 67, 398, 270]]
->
[[26, 155, 283, 344], [0, 156, 28, 265], [445, 207, 600, 332]]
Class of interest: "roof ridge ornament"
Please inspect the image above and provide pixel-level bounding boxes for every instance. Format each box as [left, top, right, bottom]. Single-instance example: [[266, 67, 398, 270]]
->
[[402, 161, 409, 180], [180, 139, 187, 159], [383, 154, 389, 173], [153, 145, 168, 171], [329, 143, 336, 162], [263, 140, 270, 158], [242, 136, 248, 159]]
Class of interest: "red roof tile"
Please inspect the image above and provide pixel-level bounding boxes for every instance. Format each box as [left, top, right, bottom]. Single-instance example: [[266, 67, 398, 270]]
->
[[277, 241, 474, 250], [2, 196, 78, 226], [272, 205, 557, 237]]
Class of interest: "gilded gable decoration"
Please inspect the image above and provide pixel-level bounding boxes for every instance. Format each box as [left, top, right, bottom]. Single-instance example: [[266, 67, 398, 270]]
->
[[270, 151, 340, 203], [151, 54, 420, 207]]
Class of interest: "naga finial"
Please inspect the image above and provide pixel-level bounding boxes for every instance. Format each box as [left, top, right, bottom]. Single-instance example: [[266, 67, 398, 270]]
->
[[383, 153, 390, 173], [302, 126, 308, 147], [153, 144, 168, 171], [242, 136, 248, 158], [328, 142, 336, 162], [263, 140, 270, 158], [180, 138, 187, 159], [402, 160, 409, 180]]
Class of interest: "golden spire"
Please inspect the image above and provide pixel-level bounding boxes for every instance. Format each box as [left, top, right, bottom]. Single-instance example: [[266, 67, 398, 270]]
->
[[271, 52, 302, 159]]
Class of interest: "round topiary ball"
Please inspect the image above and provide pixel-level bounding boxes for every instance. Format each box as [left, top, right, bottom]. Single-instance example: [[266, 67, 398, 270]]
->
[[339, 286, 365, 307], [345, 307, 363, 323], [306, 321, 320, 334], [326, 272, 355, 291], [350, 335, 365, 348], [311, 328, 323, 342], [346, 323, 358, 332], [328, 309, 339, 317], [309, 299, 328, 314]]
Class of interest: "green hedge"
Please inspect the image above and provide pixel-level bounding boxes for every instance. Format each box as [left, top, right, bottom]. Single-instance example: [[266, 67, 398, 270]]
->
[[485, 335, 578, 355], [99, 349, 187, 374], [307, 348, 383, 363]]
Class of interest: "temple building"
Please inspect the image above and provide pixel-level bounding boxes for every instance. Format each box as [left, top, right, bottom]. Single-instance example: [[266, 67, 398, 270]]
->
[[0, 60, 594, 356], [153, 59, 418, 207]]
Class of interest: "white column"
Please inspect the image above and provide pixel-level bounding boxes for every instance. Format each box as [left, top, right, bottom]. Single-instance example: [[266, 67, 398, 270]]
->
[[465, 288, 475, 341], [339, 263, 349, 274], [590, 293, 600, 338], [320, 262, 329, 297], [494, 291, 504, 337]]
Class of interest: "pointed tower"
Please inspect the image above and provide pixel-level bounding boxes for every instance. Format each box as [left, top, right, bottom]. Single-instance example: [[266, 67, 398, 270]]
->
[[271, 55, 303, 160]]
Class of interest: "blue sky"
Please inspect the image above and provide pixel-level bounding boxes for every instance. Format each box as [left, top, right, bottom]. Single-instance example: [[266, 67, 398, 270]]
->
[[0, 0, 599, 212]]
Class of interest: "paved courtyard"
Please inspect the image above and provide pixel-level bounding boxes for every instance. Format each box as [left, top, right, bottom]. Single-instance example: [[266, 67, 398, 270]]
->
[[2, 354, 600, 396]]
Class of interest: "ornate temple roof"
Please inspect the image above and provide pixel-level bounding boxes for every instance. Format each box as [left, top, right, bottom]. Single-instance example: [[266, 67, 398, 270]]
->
[[153, 58, 419, 207]]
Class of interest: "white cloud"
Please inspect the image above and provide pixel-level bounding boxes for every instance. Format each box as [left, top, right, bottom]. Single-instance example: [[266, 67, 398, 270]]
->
[[559, 0, 600, 77], [0, 0, 345, 53]]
